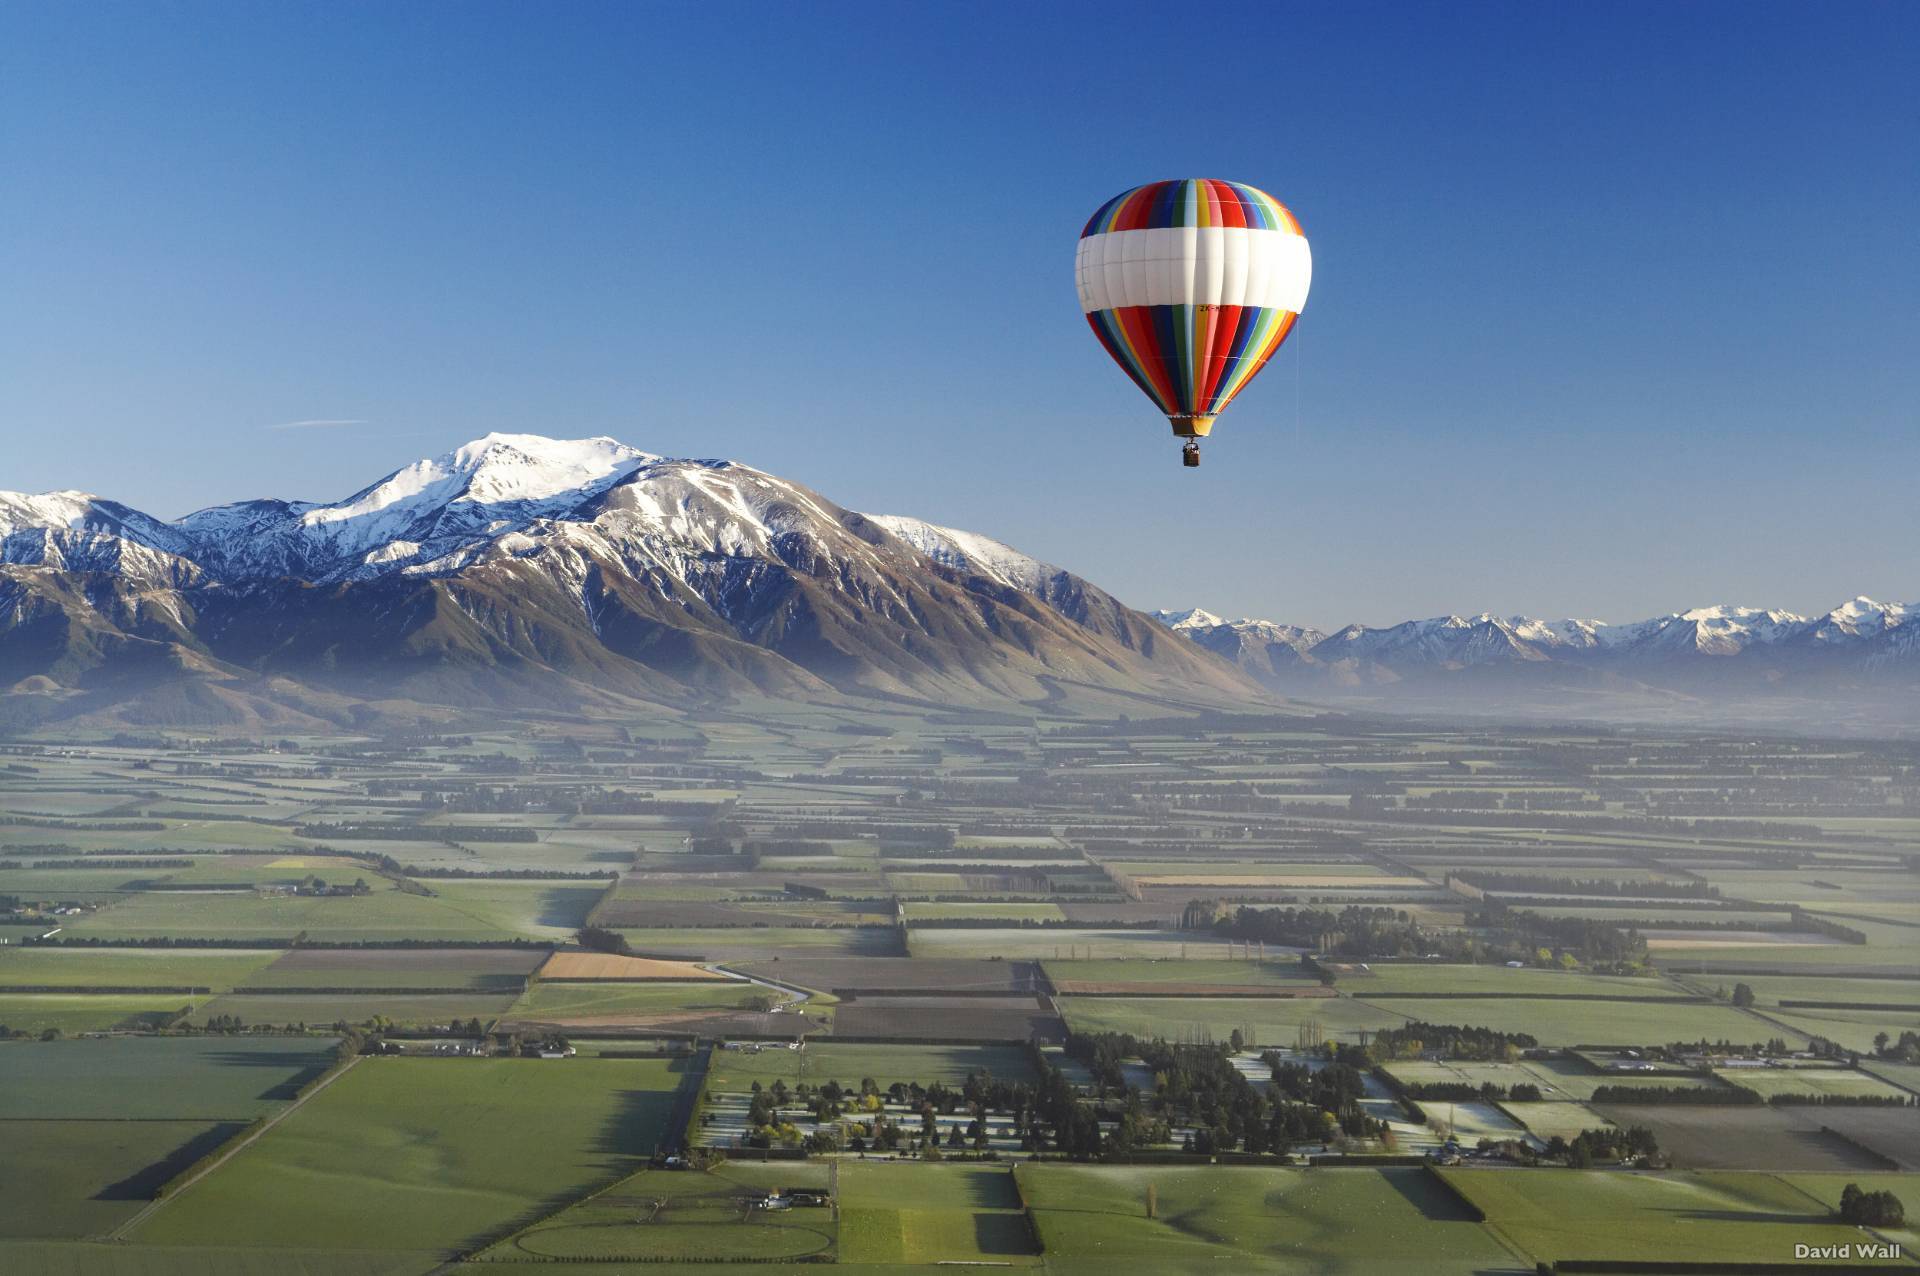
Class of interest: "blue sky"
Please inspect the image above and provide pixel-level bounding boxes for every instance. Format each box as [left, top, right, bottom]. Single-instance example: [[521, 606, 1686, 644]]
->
[[2, 1, 1914, 628]]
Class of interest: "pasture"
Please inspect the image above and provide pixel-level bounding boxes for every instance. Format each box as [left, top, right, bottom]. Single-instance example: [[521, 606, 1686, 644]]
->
[[1714, 1065, 1912, 1102], [837, 1163, 1038, 1266], [0, 992, 193, 1033], [0, 946, 280, 990], [505, 980, 765, 1021], [133, 1056, 693, 1255], [0, 1119, 246, 1239], [706, 1042, 1038, 1089], [490, 1162, 837, 1262], [0, 1036, 340, 1119], [1354, 996, 1794, 1047], [1439, 1168, 1907, 1267], [1061, 995, 1410, 1045], [1016, 1164, 1515, 1274]]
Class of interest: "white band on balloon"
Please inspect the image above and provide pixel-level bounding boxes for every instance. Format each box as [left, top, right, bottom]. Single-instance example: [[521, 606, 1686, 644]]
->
[[1075, 226, 1312, 315]]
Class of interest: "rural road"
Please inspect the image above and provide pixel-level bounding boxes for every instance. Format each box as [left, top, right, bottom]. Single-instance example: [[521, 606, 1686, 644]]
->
[[104, 1053, 363, 1241]]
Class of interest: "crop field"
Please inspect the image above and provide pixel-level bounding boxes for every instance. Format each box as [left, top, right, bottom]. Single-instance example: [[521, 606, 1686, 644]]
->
[[1330, 963, 1694, 998], [536, 952, 729, 981], [837, 1164, 1038, 1266], [0, 1036, 340, 1120], [0, 946, 281, 990], [736, 957, 1041, 994], [1497, 1101, 1611, 1140], [1440, 1168, 1909, 1267], [615, 926, 903, 960], [1780, 1173, 1920, 1245], [241, 947, 546, 991], [1043, 957, 1320, 992], [908, 928, 1247, 961], [488, 1162, 837, 1262], [0, 992, 194, 1033], [1714, 1065, 1912, 1102], [133, 1057, 693, 1255], [189, 990, 519, 1028], [505, 980, 765, 1021], [1355, 996, 1792, 1047], [1061, 995, 1411, 1045], [902, 901, 1065, 921], [1017, 1165, 1516, 1274], [1716, 974, 1920, 1007], [0, 1120, 247, 1240], [1768, 1006, 1920, 1053], [706, 1042, 1038, 1089], [1593, 1104, 1902, 1170]]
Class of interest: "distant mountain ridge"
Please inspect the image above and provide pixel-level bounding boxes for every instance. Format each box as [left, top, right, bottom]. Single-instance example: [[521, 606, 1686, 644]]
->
[[1149, 599, 1920, 694], [0, 433, 1257, 729]]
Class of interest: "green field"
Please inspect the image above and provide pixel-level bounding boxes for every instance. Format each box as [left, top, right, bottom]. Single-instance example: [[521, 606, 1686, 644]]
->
[[1441, 1168, 1910, 1267], [706, 1042, 1038, 1090], [1497, 1101, 1613, 1140], [56, 881, 602, 942], [1017, 1164, 1516, 1274], [1333, 963, 1693, 998], [0, 946, 281, 990], [1060, 995, 1410, 1045], [1355, 996, 1797, 1047], [133, 1056, 693, 1255], [490, 1163, 836, 1262], [237, 947, 545, 991], [902, 901, 1066, 922], [188, 991, 519, 1029], [1699, 974, 1920, 1007], [1714, 1065, 1913, 1102], [1777, 1173, 1920, 1249], [0, 1119, 247, 1239], [1768, 1006, 1920, 1054], [1044, 958, 1320, 987], [0, 1036, 340, 1119], [908, 928, 1242, 961], [837, 1163, 1038, 1266], [506, 980, 765, 1020], [0, 992, 195, 1033]]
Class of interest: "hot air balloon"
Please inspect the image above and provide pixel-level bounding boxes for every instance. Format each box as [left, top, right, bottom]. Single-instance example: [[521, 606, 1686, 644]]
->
[[1076, 179, 1311, 466]]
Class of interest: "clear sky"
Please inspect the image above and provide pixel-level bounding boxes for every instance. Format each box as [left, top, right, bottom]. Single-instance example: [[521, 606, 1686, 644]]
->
[[2, 1, 1914, 629]]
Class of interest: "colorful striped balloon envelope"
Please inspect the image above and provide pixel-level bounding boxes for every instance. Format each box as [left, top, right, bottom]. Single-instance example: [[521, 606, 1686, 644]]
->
[[1076, 179, 1311, 453]]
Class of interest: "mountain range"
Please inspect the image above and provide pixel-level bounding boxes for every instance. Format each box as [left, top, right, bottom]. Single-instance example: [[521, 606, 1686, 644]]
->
[[1150, 598, 1920, 701], [3, 431, 1912, 733], [0, 433, 1254, 730]]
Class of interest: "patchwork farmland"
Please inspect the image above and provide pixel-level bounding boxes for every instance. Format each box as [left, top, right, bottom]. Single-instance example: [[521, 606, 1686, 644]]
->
[[3, 712, 1918, 1271]]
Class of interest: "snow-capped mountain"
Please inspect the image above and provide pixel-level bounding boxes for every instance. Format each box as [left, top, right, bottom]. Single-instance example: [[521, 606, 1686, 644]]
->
[[1156, 597, 1920, 695], [1148, 609, 1326, 681], [0, 433, 1254, 728]]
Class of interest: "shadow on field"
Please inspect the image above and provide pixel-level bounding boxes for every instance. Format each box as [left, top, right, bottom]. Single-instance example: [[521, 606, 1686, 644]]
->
[[448, 1088, 675, 1258], [95, 1121, 250, 1200], [1382, 1167, 1485, 1222], [1672, 1208, 1826, 1225], [203, 1047, 334, 1100], [535, 887, 599, 930], [955, 1169, 1023, 1210], [589, 1087, 681, 1159], [971, 1211, 1040, 1256]]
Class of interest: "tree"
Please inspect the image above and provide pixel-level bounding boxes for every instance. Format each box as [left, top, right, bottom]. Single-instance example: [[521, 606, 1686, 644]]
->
[[1838, 1183, 1905, 1227], [1731, 982, 1756, 1008], [575, 925, 630, 955]]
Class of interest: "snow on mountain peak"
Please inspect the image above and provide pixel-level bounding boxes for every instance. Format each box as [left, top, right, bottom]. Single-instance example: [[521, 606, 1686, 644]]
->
[[303, 433, 655, 529], [1152, 607, 1226, 631], [866, 514, 1058, 592]]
